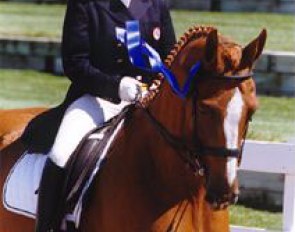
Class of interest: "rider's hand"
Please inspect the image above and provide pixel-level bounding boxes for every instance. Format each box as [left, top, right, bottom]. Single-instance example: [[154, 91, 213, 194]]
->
[[119, 76, 143, 102]]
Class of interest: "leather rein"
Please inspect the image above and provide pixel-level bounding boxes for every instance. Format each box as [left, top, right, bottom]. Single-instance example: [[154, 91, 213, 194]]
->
[[143, 72, 253, 176]]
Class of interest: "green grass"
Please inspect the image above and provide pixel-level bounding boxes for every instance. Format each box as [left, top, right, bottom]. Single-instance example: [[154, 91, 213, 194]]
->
[[0, 69, 69, 108], [0, 2, 65, 39], [0, 2, 294, 51], [249, 96, 295, 142], [0, 69, 294, 142], [230, 205, 282, 230]]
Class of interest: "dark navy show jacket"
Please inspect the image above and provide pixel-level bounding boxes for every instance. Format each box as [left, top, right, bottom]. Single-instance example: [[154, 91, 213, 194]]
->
[[63, 0, 176, 103]]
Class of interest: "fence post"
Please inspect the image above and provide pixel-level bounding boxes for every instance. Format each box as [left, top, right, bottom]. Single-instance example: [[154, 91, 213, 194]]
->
[[210, 0, 221, 11], [283, 175, 295, 232]]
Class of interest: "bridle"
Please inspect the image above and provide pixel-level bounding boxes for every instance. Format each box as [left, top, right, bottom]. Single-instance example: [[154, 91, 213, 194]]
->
[[141, 71, 253, 232], [142, 71, 253, 176]]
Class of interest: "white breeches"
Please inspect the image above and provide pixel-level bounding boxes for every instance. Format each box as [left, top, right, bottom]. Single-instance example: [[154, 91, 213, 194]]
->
[[48, 94, 129, 168]]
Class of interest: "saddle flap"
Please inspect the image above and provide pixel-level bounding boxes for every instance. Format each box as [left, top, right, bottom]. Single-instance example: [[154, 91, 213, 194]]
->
[[64, 116, 126, 212]]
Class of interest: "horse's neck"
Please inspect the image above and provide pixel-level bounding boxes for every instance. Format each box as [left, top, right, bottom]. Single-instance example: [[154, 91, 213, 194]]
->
[[140, 40, 201, 201], [147, 36, 205, 135], [126, 109, 206, 228], [130, 82, 204, 228]]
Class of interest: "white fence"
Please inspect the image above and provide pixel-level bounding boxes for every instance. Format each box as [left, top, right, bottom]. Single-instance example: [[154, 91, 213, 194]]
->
[[231, 140, 295, 232]]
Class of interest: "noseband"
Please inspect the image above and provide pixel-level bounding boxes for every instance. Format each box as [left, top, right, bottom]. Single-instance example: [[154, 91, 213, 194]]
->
[[143, 72, 253, 176]]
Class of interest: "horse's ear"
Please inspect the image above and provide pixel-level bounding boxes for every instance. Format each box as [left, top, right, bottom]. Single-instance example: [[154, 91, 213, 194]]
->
[[204, 29, 218, 65], [239, 29, 267, 69]]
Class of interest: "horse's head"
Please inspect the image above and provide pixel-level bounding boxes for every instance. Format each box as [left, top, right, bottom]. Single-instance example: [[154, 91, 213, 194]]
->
[[183, 28, 266, 209], [143, 26, 267, 210]]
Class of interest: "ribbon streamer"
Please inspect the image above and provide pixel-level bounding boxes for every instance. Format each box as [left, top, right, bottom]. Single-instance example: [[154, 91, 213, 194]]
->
[[116, 21, 201, 99]]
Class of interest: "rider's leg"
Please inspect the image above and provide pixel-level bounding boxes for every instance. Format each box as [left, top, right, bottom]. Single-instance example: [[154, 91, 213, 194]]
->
[[35, 94, 128, 232], [35, 158, 65, 232]]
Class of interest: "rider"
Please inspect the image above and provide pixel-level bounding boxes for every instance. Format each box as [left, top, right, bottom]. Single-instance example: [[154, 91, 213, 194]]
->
[[34, 0, 176, 231]]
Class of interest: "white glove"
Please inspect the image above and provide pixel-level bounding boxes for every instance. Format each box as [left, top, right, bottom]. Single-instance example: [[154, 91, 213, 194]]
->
[[119, 76, 142, 102]]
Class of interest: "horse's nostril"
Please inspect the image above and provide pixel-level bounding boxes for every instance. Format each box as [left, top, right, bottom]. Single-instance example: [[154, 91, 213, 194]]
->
[[206, 190, 238, 210]]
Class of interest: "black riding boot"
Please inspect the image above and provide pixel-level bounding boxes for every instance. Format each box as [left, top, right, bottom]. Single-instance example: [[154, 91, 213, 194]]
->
[[35, 158, 65, 232]]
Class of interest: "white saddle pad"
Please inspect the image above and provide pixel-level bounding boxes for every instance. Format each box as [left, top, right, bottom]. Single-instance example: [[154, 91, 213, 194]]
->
[[3, 118, 124, 229], [3, 152, 47, 218]]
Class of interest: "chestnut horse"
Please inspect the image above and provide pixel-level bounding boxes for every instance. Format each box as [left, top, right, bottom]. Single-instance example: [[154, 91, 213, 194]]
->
[[0, 26, 266, 231]]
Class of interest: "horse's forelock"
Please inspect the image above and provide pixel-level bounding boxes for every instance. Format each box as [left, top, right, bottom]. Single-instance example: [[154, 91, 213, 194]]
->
[[215, 35, 242, 72]]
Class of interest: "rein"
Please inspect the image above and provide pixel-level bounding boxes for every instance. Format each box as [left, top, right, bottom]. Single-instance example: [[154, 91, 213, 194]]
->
[[143, 73, 252, 177]]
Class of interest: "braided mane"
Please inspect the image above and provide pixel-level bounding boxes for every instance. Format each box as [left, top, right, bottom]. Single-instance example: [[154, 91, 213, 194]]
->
[[138, 25, 216, 108]]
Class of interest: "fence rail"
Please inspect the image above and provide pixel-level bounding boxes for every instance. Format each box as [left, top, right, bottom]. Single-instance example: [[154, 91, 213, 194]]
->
[[231, 140, 295, 232]]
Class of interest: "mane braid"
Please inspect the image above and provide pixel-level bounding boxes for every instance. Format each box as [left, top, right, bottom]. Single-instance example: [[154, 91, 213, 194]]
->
[[138, 25, 216, 108]]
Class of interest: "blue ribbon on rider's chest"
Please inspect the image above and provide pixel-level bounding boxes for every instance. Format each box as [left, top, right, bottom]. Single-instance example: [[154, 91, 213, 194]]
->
[[116, 21, 201, 99]]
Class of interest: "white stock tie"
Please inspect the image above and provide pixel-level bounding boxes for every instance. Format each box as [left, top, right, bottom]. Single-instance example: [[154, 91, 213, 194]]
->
[[120, 0, 131, 8]]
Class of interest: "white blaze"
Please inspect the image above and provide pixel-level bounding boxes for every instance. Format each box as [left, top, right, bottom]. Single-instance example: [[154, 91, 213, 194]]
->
[[224, 88, 244, 185]]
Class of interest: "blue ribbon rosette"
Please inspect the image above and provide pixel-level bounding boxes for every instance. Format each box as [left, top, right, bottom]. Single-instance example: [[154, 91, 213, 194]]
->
[[116, 21, 201, 99]]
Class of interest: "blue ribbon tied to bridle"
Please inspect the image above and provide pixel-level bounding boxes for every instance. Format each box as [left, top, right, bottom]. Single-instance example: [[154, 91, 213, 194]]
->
[[116, 20, 201, 99]]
